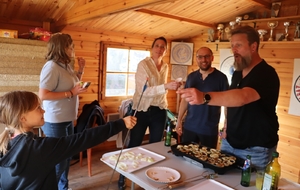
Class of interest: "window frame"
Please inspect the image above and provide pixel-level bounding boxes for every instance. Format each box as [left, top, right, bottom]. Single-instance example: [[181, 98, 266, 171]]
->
[[99, 42, 150, 101]]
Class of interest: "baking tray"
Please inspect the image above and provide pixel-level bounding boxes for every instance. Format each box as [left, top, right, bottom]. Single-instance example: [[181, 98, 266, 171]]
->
[[101, 147, 165, 173], [171, 142, 244, 174]]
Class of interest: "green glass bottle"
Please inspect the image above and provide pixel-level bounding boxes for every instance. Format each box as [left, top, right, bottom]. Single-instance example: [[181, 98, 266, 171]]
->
[[164, 122, 172, 146], [262, 151, 281, 190], [241, 155, 251, 187]]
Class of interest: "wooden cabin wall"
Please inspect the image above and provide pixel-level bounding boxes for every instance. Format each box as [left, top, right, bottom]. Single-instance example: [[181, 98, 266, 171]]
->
[[61, 26, 178, 117], [188, 32, 300, 183], [1, 7, 299, 183], [0, 23, 178, 118]]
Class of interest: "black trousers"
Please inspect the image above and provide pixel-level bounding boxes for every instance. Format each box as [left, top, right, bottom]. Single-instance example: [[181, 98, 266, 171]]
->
[[182, 128, 218, 148], [128, 106, 167, 148]]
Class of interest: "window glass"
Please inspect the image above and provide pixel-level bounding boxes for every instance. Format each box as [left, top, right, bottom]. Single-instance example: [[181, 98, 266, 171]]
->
[[105, 47, 150, 97], [107, 48, 128, 72], [106, 73, 126, 96]]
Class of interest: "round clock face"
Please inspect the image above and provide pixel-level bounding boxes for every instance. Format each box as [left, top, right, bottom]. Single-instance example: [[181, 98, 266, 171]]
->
[[220, 56, 235, 83]]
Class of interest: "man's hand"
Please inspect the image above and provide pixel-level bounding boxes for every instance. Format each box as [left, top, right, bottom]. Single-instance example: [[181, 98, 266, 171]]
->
[[177, 88, 204, 105]]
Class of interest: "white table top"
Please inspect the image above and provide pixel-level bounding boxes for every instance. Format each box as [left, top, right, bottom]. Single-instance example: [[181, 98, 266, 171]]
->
[[102, 141, 300, 190]]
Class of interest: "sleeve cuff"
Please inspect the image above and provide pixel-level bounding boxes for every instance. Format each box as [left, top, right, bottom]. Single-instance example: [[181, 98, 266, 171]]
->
[[157, 84, 166, 94]]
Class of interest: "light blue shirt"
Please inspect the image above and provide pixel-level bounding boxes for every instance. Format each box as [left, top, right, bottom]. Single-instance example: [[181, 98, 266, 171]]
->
[[39, 60, 79, 123]]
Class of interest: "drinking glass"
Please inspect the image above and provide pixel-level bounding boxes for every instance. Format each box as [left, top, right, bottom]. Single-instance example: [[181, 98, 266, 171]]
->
[[256, 170, 264, 190]]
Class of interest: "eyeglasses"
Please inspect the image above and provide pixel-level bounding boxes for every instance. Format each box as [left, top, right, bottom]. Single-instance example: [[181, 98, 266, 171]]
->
[[196, 55, 212, 59]]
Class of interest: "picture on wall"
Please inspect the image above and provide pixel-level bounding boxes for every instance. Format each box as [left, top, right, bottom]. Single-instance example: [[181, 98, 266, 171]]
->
[[170, 42, 193, 65], [288, 59, 300, 116], [171, 65, 187, 81]]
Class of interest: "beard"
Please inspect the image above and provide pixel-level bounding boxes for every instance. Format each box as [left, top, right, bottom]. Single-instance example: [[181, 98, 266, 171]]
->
[[233, 54, 251, 71], [199, 62, 211, 71]]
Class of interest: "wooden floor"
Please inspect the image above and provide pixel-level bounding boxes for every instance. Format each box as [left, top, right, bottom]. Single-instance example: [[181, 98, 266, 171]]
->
[[68, 142, 144, 190]]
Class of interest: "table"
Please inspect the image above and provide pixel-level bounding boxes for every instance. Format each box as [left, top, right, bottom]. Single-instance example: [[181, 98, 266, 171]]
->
[[102, 141, 300, 190]]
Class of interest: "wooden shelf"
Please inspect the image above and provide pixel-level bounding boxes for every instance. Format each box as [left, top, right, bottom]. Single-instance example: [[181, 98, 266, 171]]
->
[[240, 15, 300, 23]]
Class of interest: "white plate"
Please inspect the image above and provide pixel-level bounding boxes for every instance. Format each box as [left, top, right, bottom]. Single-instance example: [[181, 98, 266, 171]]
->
[[186, 179, 234, 190], [101, 147, 165, 173], [145, 166, 181, 183]]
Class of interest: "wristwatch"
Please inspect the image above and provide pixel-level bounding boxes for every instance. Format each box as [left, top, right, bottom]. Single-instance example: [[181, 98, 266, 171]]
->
[[203, 93, 211, 104]]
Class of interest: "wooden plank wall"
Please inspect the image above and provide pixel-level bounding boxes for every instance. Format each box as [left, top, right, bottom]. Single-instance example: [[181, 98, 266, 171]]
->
[[62, 26, 178, 116]]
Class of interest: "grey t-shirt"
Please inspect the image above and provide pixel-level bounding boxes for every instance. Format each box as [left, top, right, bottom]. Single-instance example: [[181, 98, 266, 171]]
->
[[39, 60, 79, 123]]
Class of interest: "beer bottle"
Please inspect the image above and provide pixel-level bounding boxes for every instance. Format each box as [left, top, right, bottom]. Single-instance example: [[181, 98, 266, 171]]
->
[[164, 121, 172, 146], [262, 151, 281, 190], [241, 155, 251, 187]]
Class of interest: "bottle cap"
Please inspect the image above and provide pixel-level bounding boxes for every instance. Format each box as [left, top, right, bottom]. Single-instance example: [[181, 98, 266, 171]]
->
[[273, 151, 279, 157]]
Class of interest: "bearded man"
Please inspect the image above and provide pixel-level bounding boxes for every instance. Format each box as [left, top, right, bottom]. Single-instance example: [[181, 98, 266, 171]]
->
[[177, 25, 280, 170]]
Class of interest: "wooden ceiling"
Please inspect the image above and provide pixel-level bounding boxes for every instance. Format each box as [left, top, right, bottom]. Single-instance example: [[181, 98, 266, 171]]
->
[[0, 0, 275, 40]]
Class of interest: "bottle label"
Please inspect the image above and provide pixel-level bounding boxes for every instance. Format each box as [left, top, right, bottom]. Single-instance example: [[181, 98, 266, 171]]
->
[[242, 158, 250, 170], [262, 173, 272, 190]]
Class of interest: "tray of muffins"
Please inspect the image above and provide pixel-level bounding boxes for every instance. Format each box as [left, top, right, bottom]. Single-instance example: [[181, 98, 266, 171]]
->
[[170, 142, 244, 174]]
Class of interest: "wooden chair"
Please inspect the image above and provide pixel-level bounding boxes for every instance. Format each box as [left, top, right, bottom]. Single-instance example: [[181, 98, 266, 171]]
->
[[79, 116, 97, 177]]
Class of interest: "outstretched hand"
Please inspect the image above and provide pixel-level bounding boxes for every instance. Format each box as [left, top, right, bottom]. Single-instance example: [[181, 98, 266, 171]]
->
[[177, 88, 204, 105], [123, 116, 137, 129]]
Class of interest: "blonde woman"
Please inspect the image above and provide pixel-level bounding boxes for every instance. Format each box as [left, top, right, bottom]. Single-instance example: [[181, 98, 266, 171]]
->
[[39, 33, 87, 190]]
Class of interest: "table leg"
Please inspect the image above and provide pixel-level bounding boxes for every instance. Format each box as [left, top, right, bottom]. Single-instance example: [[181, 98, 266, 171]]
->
[[131, 181, 135, 190]]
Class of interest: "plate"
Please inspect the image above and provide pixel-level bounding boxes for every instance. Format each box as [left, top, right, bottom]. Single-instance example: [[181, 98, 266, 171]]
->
[[186, 179, 234, 190], [145, 166, 180, 183], [101, 147, 165, 173]]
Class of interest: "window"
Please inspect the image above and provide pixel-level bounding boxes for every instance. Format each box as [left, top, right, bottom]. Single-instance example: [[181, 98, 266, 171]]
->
[[105, 47, 150, 97]]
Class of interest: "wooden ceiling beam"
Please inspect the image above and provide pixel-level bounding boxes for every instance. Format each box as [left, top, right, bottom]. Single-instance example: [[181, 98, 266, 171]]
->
[[55, 0, 178, 27], [248, 0, 271, 9], [136, 8, 215, 28]]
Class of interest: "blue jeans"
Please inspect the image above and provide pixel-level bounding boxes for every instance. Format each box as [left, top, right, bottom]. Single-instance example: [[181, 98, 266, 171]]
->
[[128, 106, 167, 148], [220, 139, 277, 170], [42, 121, 74, 190]]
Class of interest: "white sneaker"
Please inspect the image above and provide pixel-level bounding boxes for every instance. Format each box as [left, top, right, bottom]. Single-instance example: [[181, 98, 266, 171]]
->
[[68, 188, 72, 190]]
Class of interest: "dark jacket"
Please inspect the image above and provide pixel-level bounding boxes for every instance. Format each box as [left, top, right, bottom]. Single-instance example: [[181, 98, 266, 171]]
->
[[0, 119, 125, 190], [75, 100, 106, 133]]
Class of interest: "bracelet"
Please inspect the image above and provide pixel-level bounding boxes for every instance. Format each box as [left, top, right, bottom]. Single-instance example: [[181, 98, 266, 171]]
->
[[69, 90, 73, 98], [78, 71, 84, 75]]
